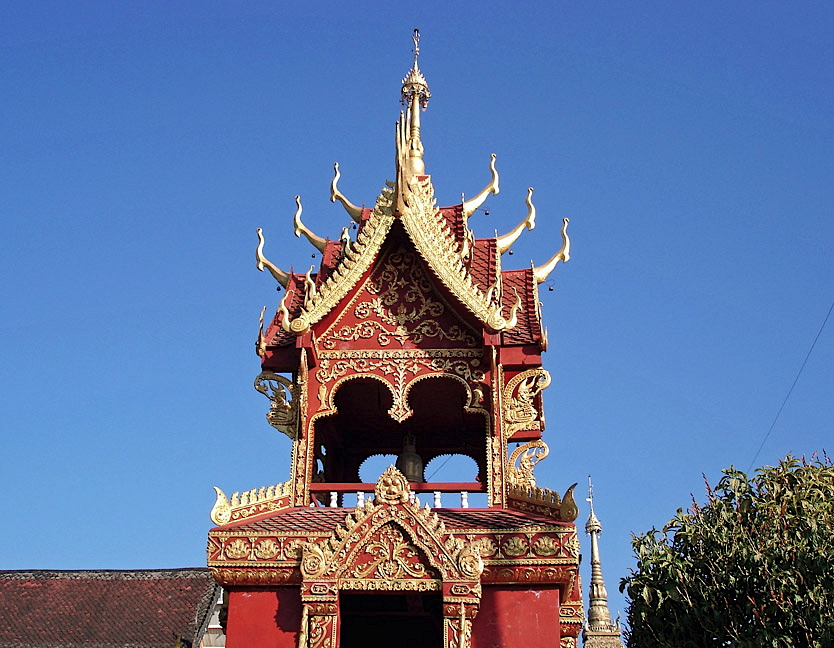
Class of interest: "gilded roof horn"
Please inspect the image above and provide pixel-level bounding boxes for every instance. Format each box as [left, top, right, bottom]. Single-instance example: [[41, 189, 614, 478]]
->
[[533, 217, 571, 284], [497, 187, 536, 254], [505, 288, 523, 330], [330, 162, 363, 223], [462, 154, 500, 217], [293, 195, 328, 253], [255, 228, 289, 287]]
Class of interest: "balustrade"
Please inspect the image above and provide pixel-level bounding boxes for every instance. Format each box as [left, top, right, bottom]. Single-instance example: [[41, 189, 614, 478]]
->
[[309, 483, 481, 509]]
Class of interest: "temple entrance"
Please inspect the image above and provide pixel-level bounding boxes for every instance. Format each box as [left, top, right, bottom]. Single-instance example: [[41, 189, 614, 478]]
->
[[339, 592, 443, 648]]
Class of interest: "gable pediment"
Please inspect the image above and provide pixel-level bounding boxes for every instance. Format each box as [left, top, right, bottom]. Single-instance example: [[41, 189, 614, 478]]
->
[[317, 234, 481, 352]]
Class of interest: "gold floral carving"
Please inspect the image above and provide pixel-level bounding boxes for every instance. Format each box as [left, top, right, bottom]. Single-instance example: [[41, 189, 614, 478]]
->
[[315, 349, 485, 422], [564, 532, 580, 558], [284, 186, 396, 335], [253, 538, 281, 560], [471, 537, 498, 558], [224, 538, 251, 560], [456, 545, 484, 579], [308, 613, 336, 648], [397, 174, 513, 333], [297, 467, 482, 600], [502, 368, 551, 437], [500, 536, 529, 558], [209, 567, 297, 587], [254, 371, 299, 439], [210, 481, 292, 526], [480, 565, 577, 585], [445, 607, 474, 648], [350, 524, 436, 580], [531, 536, 560, 557], [301, 542, 329, 579], [283, 539, 304, 559], [506, 439, 549, 488], [506, 482, 580, 523], [321, 246, 478, 349]]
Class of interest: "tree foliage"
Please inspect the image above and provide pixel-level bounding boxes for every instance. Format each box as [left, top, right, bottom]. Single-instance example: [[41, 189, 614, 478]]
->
[[621, 455, 834, 648]]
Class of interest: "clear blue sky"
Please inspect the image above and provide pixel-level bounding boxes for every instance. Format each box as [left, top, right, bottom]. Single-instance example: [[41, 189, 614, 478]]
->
[[2, 1, 832, 622]]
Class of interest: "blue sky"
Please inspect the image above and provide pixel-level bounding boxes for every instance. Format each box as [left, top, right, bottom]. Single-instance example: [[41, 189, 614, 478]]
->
[[2, 1, 832, 621]]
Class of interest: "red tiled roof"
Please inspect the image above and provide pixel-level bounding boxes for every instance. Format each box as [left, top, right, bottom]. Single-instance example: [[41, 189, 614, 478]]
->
[[501, 268, 540, 346], [0, 568, 219, 648], [438, 205, 465, 245], [213, 506, 567, 535], [267, 272, 305, 348], [468, 238, 497, 294]]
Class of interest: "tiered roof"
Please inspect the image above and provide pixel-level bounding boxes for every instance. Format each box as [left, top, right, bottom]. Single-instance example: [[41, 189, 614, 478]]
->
[[254, 39, 569, 366]]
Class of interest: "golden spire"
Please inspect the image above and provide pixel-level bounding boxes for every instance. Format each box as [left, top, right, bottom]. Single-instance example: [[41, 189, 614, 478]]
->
[[583, 477, 625, 648], [401, 28, 431, 112], [395, 29, 431, 214]]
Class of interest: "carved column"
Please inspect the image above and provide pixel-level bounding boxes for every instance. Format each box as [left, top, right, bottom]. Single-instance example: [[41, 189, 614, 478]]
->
[[443, 602, 478, 648]]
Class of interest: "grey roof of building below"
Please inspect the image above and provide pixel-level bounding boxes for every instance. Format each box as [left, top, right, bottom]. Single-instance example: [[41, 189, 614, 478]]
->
[[0, 568, 219, 648]]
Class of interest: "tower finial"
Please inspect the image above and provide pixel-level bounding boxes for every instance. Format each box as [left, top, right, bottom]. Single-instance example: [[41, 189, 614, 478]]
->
[[395, 29, 431, 214], [412, 28, 420, 66], [400, 28, 431, 109]]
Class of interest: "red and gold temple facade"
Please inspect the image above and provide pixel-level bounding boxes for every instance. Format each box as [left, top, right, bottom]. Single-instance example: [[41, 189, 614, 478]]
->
[[208, 31, 582, 648]]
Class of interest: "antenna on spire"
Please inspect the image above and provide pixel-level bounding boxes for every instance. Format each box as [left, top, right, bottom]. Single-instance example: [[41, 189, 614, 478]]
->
[[587, 475, 595, 515], [412, 28, 420, 65]]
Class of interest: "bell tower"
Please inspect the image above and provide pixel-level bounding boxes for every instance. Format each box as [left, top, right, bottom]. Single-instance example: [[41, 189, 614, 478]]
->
[[208, 31, 583, 648]]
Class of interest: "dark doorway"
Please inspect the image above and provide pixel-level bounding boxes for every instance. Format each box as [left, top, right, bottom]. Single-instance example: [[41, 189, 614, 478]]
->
[[339, 592, 443, 648]]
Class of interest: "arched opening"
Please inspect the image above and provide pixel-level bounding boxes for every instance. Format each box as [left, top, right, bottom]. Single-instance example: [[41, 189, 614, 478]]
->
[[312, 375, 487, 492]]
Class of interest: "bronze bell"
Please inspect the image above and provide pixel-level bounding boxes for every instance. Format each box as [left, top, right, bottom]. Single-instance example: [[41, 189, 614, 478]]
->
[[395, 432, 424, 482]]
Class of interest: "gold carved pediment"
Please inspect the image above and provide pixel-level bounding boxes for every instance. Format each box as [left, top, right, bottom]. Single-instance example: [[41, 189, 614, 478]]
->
[[318, 242, 480, 351], [300, 467, 482, 594]]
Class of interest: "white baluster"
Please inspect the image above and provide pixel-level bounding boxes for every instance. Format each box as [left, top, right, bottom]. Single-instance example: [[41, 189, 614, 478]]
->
[[434, 491, 442, 508], [356, 492, 365, 508], [329, 491, 338, 508], [461, 491, 469, 508]]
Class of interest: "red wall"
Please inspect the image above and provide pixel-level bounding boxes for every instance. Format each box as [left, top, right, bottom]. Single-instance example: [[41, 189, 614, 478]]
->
[[226, 585, 560, 648], [471, 586, 561, 648], [225, 588, 302, 648]]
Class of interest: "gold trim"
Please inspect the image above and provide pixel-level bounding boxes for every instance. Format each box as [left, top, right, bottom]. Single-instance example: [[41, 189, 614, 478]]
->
[[506, 439, 549, 488], [255, 228, 289, 287], [209, 481, 293, 526], [254, 371, 299, 439], [533, 217, 571, 283], [502, 368, 551, 438], [398, 175, 512, 332], [293, 195, 328, 253], [496, 187, 536, 254], [319, 244, 479, 350], [285, 187, 396, 335], [461, 154, 499, 218], [314, 353, 485, 423], [329, 162, 363, 223]]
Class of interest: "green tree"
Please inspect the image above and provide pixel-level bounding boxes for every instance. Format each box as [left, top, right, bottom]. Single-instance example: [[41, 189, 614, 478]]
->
[[620, 455, 834, 648]]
